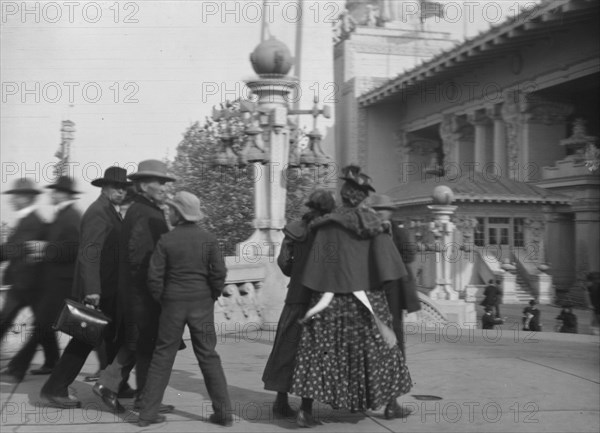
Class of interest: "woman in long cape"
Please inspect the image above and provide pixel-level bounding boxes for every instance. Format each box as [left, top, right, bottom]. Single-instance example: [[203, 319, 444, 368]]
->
[[290, 166, 413, 426]]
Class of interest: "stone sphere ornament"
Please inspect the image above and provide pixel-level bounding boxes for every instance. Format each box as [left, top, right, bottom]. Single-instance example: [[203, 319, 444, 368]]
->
[[431, 185, 454, 205], [250, 37, 293, 76]]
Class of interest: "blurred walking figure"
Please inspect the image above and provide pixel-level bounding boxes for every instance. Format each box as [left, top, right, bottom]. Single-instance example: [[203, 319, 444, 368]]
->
[[522, 299, 541, 332], [556, 305, 578, 334], [586, 272, 600, 335], [0, 178, 48, 382], [137, 191, 231, 427], [7, 176, 81, 380], [480, 279, 501, 318], [262, 189, 336, 419], [40, 167, 132, 408]]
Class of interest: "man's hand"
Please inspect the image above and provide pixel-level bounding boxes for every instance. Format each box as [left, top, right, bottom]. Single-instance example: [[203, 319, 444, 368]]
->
[[83, 294, 100, 307]]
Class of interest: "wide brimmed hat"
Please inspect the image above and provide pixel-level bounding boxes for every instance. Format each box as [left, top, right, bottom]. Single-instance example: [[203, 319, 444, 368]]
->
[[128, 159, 176, 182], [46, 176, 80, 194], [339, 165, 376, 193], [91, 166, 133, 187], [167, 191, 204, 222], [305, 189, 336, 214], [3, 178, 42, 195], [367, 193, 395, 210]]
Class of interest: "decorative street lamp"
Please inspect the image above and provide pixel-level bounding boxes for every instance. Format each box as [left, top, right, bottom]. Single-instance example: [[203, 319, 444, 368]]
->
[[212, 36, 332, 257]]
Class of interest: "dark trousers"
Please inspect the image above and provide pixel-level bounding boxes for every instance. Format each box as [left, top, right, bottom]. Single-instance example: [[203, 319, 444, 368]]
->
[[0, 287, 32, 340], [262, 303, 306, 393], [7, 283, 69, 375], [385, 285, 406, 359], [97, 293, 159, 393], [41, 337, 94, 397], [139, 298, 231, 421]]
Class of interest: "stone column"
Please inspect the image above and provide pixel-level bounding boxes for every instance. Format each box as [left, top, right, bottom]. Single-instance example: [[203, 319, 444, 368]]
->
[[487, 104, 507, 178], [439, 113, 474, 175], [468, 109, 492, 170]]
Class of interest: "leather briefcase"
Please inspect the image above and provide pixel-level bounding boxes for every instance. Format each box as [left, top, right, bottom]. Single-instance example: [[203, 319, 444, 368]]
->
[[53, 299, 111, 347]]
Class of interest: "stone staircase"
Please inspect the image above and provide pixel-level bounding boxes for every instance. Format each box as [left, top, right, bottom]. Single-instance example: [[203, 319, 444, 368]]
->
[[512, 273, 534, 303]]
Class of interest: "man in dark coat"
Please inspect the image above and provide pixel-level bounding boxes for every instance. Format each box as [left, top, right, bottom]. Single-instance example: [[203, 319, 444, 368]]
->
[[0, 178, 47, 381], [368, 194, 420, 358], [262, 189, 336, 418], [6, 176, 81, 379], [40, 167, 132, 408], [93, 159, 175, 414], [480, 279, 500, 317]]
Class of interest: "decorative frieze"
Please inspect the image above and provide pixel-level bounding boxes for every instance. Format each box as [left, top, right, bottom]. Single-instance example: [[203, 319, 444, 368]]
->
[[500, 90, 522, 173]]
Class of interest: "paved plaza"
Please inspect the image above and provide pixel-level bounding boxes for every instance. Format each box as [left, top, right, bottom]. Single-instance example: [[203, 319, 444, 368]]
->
[[1, 319, 599, 433]]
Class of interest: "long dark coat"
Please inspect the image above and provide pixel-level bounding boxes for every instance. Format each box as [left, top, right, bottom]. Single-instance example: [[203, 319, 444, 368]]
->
[[117, 194, 169, 344], [384, 224, 421, 314], [277, 220, 316, 305], [72, 194, 122, 302], [42, 203, 81, 317]]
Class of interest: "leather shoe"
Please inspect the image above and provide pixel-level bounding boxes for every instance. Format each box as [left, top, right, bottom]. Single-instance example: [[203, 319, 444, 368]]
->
[[208, 413, 233, 427], [117, 385, 137, 399], [93, 383, 126, 413], [137, 414, 166, 427], [30, 366, 53, 375], [384, 401, 413, 419], [40, 392, 81, 409]]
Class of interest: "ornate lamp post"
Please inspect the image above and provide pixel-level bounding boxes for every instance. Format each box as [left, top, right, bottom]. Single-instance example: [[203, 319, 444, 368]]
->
[[213, 36, 332, 258]]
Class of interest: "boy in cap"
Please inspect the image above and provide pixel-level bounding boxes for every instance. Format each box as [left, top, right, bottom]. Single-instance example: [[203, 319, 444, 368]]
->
[[136, 191, 231, 427]]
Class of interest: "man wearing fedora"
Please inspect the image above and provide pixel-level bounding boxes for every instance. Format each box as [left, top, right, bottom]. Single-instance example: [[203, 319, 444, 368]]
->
[[93, 159, 176, 414], [137, 191, 231, 427], [7, 176, 81, 380], [40, 167, 133, 408], [0, 178, 48, 382], [368, 193, 420, 419]]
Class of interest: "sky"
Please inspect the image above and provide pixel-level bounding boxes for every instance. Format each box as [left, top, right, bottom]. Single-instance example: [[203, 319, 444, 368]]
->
[[1, 0, 540, 225]]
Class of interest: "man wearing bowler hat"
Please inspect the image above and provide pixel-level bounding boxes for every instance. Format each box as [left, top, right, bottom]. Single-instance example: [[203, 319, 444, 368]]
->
[[93, 159, 176, 414], [7, 176, 81, 380], [40, 167, 133, 408], [0, 178, 48, 382]]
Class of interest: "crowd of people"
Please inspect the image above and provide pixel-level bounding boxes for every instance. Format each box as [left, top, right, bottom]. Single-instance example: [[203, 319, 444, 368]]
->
[[1, 162, 420, 427]]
